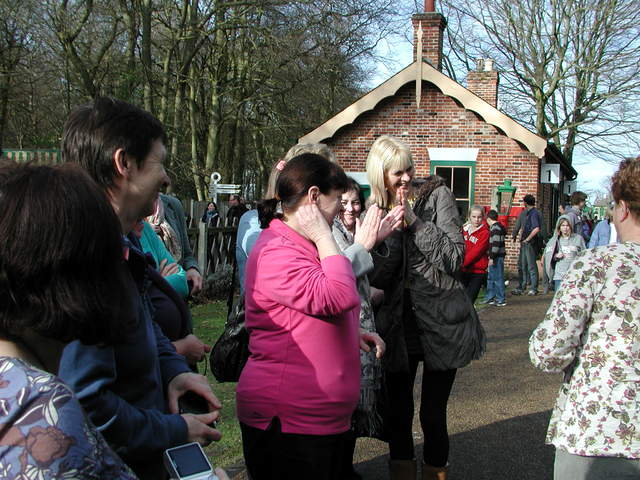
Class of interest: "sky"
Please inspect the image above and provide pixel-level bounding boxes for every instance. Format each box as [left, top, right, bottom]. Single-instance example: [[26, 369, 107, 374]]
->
[[367, 19, 623, 199]]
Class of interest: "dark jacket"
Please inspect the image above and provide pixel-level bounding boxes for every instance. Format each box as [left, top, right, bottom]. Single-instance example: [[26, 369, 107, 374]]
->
[[370, 176, 486, 372], [488, 221, 507, 259], [59, 236, 190, 479], [512, 206, 544, 254]]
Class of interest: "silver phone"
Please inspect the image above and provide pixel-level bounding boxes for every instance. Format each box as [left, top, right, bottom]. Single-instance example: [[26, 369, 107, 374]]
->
[[163, 442, 218, 480]]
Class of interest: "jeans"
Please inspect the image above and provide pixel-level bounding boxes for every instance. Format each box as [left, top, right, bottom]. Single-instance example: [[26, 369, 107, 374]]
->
[[518, 242, 538, 291], [554, 279, 562, 291], [484, 257, 505, 303], [517, 249, 530, 288], [554, 449, 640, 480]]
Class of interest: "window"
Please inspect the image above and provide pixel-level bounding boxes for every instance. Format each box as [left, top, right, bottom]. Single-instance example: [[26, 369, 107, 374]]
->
[[433, 165, 472, 219], [428, 149, 478, 220]]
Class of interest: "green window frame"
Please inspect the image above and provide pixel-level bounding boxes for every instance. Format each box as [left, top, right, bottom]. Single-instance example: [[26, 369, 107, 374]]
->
[[429, 160, 476, 219]]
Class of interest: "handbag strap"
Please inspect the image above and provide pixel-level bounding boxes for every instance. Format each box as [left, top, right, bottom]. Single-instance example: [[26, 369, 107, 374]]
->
[[227, 255, 238, 317]]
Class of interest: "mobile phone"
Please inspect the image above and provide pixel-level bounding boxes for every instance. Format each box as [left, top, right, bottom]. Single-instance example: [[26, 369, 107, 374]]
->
[[164, 442, 218, 480], [179, 391, 210, 415], [178, 391, 217, 428]]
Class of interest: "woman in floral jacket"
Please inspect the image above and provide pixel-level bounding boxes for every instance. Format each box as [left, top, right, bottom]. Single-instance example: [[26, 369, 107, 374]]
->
[[530, 156, 640, 479]]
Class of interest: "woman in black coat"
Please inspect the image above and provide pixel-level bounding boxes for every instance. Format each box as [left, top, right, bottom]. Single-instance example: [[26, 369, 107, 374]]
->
[[366, 136, 486, 480]]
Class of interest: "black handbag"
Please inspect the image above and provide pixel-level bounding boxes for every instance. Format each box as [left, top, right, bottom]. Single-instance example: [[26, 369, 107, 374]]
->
[[210, 260, 250, 382], [210, 293, 249, 382]]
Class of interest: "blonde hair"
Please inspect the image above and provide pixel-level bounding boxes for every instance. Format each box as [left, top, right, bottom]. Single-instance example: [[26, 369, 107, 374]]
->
[[264, 143, 336, 199], [283, 143, 336, 163], [365, 135, 413, 209], [467, 205, 485, 220]]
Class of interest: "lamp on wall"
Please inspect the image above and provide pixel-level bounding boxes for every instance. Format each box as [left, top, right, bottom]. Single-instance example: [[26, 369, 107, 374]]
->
[[495, 179, 517, 216]]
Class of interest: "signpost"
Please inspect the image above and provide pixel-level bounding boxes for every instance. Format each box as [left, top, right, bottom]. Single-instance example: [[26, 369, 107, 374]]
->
[[208, 172, 241, 203]]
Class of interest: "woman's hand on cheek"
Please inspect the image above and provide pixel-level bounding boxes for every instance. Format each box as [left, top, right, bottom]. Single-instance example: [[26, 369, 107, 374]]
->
[[296, 204, 332, 244]]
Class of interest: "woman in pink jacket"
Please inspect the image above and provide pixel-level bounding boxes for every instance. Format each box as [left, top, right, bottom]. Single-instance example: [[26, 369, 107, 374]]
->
[[237, 153, 376, 479]]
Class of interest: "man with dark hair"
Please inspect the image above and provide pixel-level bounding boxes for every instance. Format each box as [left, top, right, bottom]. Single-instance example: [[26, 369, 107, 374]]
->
[[59, 97, 221, 479], [511, 194, 543, 296], [226, 193, 248, 224], [564, 190, 590, 241]]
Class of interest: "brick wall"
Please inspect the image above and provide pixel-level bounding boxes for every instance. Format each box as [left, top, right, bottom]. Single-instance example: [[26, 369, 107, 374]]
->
[[325, 82, 545, 275]]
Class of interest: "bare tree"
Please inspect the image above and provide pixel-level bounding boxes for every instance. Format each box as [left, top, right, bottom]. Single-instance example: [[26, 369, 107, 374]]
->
[[0, 0, 34, 150], [3, 0, 402, 199], [442, 0, 640, 163]]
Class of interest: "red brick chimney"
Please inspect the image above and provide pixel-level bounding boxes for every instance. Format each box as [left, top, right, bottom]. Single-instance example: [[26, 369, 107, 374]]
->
[[467, 58, 499, 107], [412, 0, 447, 71]]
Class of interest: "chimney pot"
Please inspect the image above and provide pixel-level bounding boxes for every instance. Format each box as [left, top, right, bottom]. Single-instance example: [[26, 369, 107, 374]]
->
[[467, 58, 499, 107], [425, 0, 435, 12]]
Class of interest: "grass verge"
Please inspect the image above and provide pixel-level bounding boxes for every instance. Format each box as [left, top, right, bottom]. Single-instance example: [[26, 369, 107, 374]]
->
[[190, 301, 244, 469]]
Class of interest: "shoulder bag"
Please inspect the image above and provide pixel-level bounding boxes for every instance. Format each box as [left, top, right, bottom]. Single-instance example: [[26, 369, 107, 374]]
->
[[209, 261, 250, 382]]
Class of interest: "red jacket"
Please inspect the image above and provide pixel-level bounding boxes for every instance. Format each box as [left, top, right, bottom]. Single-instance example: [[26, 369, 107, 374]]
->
[[462, 223, 490, 274]]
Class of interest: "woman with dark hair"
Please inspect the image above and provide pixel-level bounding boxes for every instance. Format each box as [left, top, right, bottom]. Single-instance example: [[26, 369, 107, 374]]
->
[[237, 153, 377, 479], [531, 157, 640, 479], [0, 162, 137, 478], [201, 201, 219, 226], [332, 178, 397, 479]]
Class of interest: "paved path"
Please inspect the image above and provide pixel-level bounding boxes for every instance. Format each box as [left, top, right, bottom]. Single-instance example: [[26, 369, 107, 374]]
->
[[230, 291, 562, 479], [354, 291, 561, 479]]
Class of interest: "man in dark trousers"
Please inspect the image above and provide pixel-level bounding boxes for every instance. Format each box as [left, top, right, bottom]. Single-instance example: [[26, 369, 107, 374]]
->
[[59, 97, 221, 479], [511, 194, 543, 296]]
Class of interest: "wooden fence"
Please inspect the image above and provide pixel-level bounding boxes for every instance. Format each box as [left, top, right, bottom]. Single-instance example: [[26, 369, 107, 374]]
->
[[187, 216, 238, 278]]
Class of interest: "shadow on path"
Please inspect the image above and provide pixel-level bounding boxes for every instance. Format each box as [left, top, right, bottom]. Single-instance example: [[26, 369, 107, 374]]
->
[[355, 410, 554, 479]]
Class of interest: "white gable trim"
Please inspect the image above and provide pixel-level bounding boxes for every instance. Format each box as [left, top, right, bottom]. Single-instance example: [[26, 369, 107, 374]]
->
[[299, 61, 548, 158]]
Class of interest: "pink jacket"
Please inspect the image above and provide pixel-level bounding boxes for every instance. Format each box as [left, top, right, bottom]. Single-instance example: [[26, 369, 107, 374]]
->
[[236, 219, 361, 435]]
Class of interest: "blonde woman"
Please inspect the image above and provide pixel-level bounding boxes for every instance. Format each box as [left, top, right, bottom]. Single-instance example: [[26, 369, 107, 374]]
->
[[367, 135, 485, 480]]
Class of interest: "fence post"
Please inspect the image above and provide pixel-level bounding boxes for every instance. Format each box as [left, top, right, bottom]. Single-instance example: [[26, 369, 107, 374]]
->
[[198, 222, 207, 276]]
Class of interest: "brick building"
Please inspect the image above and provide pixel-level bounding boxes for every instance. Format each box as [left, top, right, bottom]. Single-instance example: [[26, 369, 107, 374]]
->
[[298, 1, 577, 272]]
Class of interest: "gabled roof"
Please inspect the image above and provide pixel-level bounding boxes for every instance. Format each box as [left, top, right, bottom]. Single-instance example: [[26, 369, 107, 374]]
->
[[299, 60, 548, 158]]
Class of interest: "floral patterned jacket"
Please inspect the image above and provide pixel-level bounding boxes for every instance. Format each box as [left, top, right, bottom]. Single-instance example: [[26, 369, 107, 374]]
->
[[529, 242, 640, 458], [0, 357, 137, 479]]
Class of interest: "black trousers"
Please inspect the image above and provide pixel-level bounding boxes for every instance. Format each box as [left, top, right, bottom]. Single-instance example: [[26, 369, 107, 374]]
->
[[240, 417, 349, 480], [385, 356, 457, 468], [462, 271, 486, 304]]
